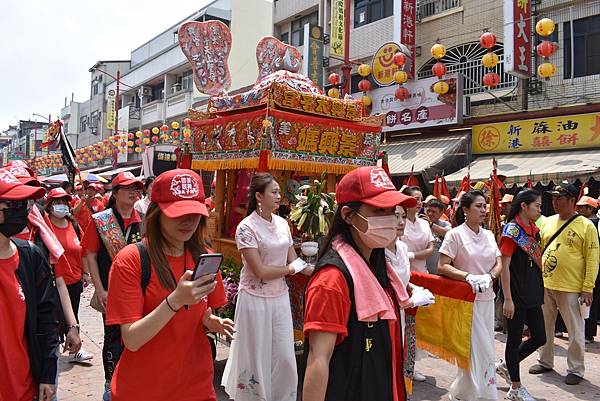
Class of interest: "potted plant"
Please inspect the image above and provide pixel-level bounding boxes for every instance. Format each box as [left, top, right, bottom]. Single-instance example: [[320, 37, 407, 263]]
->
[[289, 173, 336, 260]]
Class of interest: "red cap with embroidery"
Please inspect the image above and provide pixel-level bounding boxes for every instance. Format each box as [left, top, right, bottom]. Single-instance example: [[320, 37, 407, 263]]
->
[[336, 166, 417, 208], [111, 172, 143, 189], [0, 169, 45, 200], [47, 188, 72, 201], [151, 169, 208, 218], [6, 161, 40, 186]]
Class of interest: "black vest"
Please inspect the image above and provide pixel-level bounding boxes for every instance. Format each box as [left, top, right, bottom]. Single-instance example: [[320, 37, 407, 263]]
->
[[94, 208, 142, 290], [303, 248, 403, 401]]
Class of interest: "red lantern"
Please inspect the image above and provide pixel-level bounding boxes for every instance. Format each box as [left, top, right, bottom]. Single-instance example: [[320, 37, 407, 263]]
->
[[151, 135, 159, 143], [183, 118, 192, 127], [135, 139, 142, 145], [395, 87, 410, 101], [479, 32, 497, 49], [393, 52, 407, 67], [536, 40, 557, 58], [172, 130, 180, 138], [357, 79, 372, 92], [432, 62, 447, 78], [143, 129, 150, 137], [328, 73, 340, 85], [161, 124, 169, 132], [483, 72, 501, 88], [128, 132, 134, 140], [127, 148, 134, 154]]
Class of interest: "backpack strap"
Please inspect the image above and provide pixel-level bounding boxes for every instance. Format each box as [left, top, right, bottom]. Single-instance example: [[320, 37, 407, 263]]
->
[[135, 242, 152, 294], [542, 214, 580, 254], [72, 220, 81, 240]]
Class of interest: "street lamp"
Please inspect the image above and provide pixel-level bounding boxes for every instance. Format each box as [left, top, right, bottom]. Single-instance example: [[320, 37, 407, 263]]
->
[[32, 113, 51, 123]]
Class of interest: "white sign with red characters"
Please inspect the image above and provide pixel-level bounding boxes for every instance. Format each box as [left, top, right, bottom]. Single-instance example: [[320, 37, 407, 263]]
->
[[370, 168, 396, 189], [355, 74, 463, 132], [401, 0, 416, 78], [170, 174, 200, 199], [504, 0, 531, 78]]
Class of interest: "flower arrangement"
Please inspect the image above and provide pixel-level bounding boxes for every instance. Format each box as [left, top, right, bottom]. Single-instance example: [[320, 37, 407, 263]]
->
[[289, 173, 336, 240], [218, 257, 243, 320]]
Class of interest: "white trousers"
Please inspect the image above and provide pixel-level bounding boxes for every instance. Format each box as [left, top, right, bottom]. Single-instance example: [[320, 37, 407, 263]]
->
[[222, 291, 297, 401], [449, 300, 497, 401]]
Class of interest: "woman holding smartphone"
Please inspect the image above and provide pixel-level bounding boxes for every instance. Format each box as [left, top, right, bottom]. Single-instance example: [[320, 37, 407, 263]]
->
[[106, 169, 234, 401], [222, 172, 310, 401]]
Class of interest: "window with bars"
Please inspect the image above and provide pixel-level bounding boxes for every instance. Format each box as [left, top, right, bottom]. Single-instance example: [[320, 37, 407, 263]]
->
[[417, 42, 518, 95], [417, 0, 462, 19]]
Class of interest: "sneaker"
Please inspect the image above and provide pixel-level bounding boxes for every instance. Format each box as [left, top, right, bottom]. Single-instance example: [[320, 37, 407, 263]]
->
[[528, 364, 552, 374], [565, 373, 583, 385], [554, 331, 564, 338], [495, 359, 511, 385], [68, 349, 94, 363], [506, 385, 537, 401], [413, 372, 427, 382], [585, 336, 594, 344], [103, 380, 111, 401]]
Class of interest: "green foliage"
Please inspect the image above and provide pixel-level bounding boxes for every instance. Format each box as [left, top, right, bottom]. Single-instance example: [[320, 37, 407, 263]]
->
[[288, 172, 336, 239]]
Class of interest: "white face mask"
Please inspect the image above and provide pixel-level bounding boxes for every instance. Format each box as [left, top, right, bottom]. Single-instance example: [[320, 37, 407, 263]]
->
[[52, 204, 70, 219], [352, 212, 398, 249]]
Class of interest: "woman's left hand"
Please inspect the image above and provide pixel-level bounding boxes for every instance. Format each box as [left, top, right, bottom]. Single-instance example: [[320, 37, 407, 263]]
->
[[202, 307, 235, 340]]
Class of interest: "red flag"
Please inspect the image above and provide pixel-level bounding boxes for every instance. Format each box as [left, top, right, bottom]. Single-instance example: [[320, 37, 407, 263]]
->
[[440, 176, 451, 200], [487, 158, 503, 240], [403, 165, 419, 187], [459, 174, 471, 194], [433, 175, 441, 199], [578, 183, 587, 201], [380, 151, 391, 178]]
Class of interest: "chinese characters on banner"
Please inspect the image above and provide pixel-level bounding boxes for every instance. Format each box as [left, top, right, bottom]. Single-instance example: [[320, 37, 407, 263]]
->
[[355, 74, 463, 131], [106, 89, 116, 131], [330, 0, 345, 58], [473, 112, 600, 154], [272, 83, 364, 121], [401, 0, 416, 78], [503, 0, 531, 78], [372, 42, 403, 86]]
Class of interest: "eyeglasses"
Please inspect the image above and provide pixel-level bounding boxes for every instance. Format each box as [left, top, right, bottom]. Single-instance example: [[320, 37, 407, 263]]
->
[[0, 200, 31, 210]]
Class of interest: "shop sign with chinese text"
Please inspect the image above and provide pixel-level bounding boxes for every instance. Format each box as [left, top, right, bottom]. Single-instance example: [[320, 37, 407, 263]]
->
[[503, 0, 531, 78], [401, 0, 416, 78], [330, 0, 345, 58], [106, 89, 116, 131], [372, 42, 403, 86], [472, 112, 600, 154], [302, 24, 324, 89], [356, 74, 463, 132]]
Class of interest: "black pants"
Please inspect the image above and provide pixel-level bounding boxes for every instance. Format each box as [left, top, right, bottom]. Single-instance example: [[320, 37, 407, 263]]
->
[[505, 305, 547, 382], [66, 281, 84, 323], [585, 274, 600, 338], [102, 314, 123, 382]]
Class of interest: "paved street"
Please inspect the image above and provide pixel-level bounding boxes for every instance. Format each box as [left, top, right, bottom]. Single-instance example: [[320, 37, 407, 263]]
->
[[58, 287, 600, 400]]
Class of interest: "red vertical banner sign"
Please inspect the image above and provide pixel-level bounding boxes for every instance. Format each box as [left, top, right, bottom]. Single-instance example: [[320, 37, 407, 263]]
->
[[401, 0, 416, 78], [503, 0, 531, 78]]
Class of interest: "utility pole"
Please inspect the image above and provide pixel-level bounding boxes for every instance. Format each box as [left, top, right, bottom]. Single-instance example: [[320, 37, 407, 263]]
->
[[341, 0, 351, 96], [115, 70, 121, 138]]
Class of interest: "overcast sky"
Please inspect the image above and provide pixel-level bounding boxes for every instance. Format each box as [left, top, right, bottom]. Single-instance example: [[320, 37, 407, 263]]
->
[[0, 0, 206, 130]]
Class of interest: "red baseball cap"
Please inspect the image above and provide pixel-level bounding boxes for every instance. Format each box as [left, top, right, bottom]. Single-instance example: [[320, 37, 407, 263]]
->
[[47, 188, 72, 201], [6, 162, 40, 186], [112, 172, 143, 189], [0, 169, 46, 201], [336, 166, 417, 208], [151, 169, 208, 218]]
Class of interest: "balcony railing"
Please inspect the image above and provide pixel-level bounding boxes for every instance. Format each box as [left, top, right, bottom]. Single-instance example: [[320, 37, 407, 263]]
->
[[418, 54, 518, 96], [129, 106, 141, 120], [417, 0, 461, 20]]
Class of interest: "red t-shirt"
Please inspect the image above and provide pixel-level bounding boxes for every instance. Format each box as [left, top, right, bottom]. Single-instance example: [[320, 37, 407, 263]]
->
[[304, 266, 405, 401], [106, 244, 227, 401], [50, 220, 83, 285], [0, 251, 36, 401], [73, 198, 106, 235], [81, 212, 140, 255], [14, 226, 72, 279]]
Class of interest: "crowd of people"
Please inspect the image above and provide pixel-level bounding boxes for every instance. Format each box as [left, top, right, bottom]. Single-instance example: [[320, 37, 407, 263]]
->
[[1, 160, 599, 401]]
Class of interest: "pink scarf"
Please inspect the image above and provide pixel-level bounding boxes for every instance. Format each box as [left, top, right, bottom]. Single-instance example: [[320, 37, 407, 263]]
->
[[27, 206, 65, 265], [333, 237, 410, 322]]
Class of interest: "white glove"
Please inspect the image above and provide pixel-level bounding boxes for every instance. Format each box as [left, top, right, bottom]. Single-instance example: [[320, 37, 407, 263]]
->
[[411, 287, 435, 307], [465, 274, 480, 293], [407, 252, 416, 260], [289, 258, 308, 275], [477, 274, 493, 292]]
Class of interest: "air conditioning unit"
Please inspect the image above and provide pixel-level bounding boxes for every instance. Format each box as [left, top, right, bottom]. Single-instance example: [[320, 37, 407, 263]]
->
[[171, 83, 182, 94], [138, 87, 151, 97]]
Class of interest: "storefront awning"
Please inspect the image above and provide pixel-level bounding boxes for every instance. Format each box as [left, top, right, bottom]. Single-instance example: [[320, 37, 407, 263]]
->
[[383, 134, 468, 180], [444, 149, 600, 186]]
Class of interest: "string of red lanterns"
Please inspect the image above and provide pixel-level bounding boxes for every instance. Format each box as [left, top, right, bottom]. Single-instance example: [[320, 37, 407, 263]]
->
[[535, 18, 557, 80]]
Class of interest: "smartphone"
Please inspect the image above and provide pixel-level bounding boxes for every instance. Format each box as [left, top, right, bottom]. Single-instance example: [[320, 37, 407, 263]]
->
[[192, 253, 223, 280]]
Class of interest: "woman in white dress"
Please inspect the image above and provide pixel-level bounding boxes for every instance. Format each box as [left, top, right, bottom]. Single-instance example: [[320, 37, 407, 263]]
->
[[400, 187, 435, 273], [222, 173, 311, 401], [438, 190, 503, 401]]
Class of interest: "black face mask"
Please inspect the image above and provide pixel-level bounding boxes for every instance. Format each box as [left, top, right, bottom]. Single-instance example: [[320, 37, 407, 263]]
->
[[0, 205, 29, 238]]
